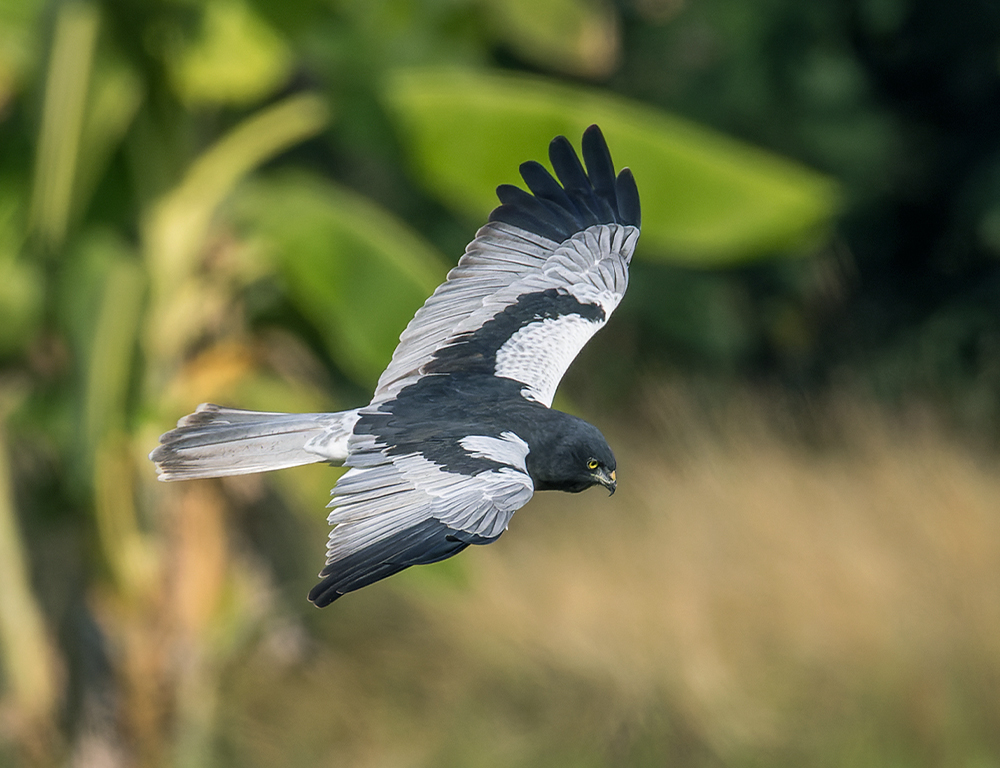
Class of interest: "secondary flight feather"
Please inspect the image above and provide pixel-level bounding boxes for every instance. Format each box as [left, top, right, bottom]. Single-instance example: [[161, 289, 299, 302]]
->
[[151, 125, 641, 605]]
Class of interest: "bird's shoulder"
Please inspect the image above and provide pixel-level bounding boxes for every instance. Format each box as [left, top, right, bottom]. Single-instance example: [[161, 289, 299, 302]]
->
[[352, 372, 552, 466]]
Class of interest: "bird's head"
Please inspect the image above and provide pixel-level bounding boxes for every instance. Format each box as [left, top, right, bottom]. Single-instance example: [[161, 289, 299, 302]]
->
[[526, 415, 617, 495]]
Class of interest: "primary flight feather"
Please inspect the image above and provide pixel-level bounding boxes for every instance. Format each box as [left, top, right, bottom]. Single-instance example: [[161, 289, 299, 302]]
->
[[151, 125, 641, 606]]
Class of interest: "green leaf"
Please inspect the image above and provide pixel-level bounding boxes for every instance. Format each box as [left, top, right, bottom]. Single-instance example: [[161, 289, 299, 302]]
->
[[28, 0, 99, 250], [234, 173, 446, 386], [384, 67, 841, 265], [167, 0, 293, 106], [83, 245, 146, 457], [74, 55, 143, 229], [0, 0, 45, 107], [482, 0, 620, 78], [142, 93, 329, 365], [0, 189, 41, 357]]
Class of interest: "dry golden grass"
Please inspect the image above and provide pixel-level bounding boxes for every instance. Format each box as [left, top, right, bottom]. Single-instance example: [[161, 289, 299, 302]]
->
[[218, 386, 1000, 767], [435, 387, 1000, 757]]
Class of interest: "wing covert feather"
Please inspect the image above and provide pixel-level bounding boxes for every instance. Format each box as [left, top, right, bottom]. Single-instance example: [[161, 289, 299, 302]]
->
[[308, 438, 534, 606]]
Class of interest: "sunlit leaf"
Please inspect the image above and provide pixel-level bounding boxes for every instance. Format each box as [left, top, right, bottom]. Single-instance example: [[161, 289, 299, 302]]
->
[[167, 0, 293, 106], [233, 173, 446, 386], [158, 337, 333, 417], [28, 3, 142, 250], [483, 0, 620, 78], [93, 433, 157, 598], [384, 68, 841, 265], [144, 93, 328, 293], [83, 248, 146, 457], [143, 93, 329, 365], [28, 0, 99, 250], [0, 0, 44, 110], [0, 417, 59, 731]]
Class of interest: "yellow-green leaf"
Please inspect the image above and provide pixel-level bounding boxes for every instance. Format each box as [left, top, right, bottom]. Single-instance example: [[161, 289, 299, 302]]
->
[[0, 0, 45, 109], [167, 0, 292, 106], [0, 191, 41, 356], [234, 173, 446, 386], [483, 0, 620, 78], [384, 67, 841, 265]]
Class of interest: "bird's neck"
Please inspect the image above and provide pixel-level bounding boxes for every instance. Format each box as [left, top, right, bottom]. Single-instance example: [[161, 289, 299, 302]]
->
[[520, 408, 587, 491]]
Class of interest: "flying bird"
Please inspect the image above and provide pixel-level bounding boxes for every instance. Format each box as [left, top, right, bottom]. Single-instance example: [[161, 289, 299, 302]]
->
[[151, 125, 641, 606]]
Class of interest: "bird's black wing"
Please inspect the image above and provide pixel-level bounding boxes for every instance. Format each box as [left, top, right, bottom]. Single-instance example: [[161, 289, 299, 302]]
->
[[371, 124, 641, 408], [308, 431, 533, 606], [310, 126, 640, 605]]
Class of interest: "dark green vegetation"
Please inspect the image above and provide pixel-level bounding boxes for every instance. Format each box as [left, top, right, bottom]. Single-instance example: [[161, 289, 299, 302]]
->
[[1, 0, 999, 766]]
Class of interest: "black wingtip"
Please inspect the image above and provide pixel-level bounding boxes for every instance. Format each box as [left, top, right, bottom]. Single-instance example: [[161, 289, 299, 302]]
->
[[581, 125, 615, 193], [616, 167, 641, 229], [308, 578, 344, 607], [307, 518, 491, 607], [487, 125, 641, 242], [548, 134, 590, 193]]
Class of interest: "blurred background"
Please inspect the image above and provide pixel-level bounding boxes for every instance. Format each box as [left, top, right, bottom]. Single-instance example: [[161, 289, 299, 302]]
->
[[2, 0, 1000, 765]]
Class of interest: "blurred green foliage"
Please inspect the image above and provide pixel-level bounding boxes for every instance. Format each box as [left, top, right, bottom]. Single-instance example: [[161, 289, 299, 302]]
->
[[0, 0, 999, 766], [386, 67, 838, 261], [233, 173, 445, 383]]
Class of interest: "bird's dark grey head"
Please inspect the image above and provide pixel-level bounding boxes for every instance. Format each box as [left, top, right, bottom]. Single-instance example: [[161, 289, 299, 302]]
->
[[524, 413, 617, 495]]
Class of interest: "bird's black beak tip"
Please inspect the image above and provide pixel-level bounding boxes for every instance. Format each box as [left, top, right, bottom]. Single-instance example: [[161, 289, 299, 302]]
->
[[600, 469, 617, 496]]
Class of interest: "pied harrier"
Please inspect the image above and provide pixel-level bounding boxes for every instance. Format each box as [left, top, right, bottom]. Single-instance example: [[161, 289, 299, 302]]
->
[[151, 125, 641, 606]]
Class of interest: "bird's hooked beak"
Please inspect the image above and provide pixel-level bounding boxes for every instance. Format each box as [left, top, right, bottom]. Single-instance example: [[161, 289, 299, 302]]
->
[[596, 467, 617, 496]]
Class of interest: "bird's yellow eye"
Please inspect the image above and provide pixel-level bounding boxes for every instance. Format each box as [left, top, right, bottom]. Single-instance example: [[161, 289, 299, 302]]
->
[[587, 459, 599, 470]]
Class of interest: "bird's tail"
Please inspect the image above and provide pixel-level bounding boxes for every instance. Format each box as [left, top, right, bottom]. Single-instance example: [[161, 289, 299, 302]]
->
[[150, 403, 361, 481]]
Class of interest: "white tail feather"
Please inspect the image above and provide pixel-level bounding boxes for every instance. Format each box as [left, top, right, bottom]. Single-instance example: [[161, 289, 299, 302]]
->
[[150, 404, 361, 481]]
